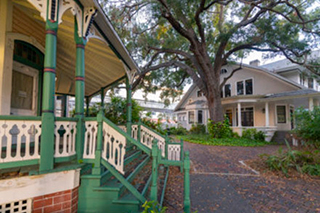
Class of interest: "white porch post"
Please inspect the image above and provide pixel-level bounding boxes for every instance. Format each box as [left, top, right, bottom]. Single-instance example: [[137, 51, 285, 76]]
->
[[265, 102, 269, 127], [309, 97, 314, 111], [237, 102, 241, 127]]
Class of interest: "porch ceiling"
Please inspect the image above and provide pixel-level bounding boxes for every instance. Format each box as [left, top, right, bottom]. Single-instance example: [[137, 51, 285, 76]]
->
[[13, 1, 134, 97]]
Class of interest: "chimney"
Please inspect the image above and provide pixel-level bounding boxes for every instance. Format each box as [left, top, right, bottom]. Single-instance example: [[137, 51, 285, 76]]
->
[[249, 59, 260, 67]]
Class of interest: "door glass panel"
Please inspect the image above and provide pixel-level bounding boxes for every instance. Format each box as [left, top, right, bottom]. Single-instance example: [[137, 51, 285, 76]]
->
[[11, 70, 33, 110]]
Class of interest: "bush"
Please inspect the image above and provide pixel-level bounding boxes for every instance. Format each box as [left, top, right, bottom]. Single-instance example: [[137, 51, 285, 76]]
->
[[141, 201, 166, 213], [208, 118, 232, 138], [262, 140, 320, 176], [293, 106, 320, 148], [254, 131, 266, 142], [242, 128, 257, 140], [169, 126, 188, 135], [189, 123, 206, 134]]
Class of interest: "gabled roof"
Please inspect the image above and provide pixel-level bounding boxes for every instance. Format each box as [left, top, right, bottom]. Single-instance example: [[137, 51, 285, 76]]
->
[[174, 63, 305, 112]]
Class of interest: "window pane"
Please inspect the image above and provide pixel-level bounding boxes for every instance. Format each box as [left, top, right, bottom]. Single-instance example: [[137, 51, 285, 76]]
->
[[277, 106, 286, 123], [245, 79, 253, 95], [237, 81, 244, 95], [225, 84, 231, 97], [198, 110, 203, 124], [189, 111, 194, 124], [11, 71, 33, 110]]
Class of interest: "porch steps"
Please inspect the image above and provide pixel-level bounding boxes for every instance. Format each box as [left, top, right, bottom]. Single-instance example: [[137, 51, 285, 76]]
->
[[78, 147, 169, 213]]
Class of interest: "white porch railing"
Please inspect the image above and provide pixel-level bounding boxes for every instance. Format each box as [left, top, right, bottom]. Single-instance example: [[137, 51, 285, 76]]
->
[[0, 120, 41, 163], [168, 144, 181, 161], [83, 121, 98, 159], [102, 122, 126, 174], [54, 121, 77, 158], [140, 125, 165, 157]]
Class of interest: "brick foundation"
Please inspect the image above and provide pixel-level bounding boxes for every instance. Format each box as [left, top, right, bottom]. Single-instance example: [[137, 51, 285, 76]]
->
[[32, 187, 78, 213]]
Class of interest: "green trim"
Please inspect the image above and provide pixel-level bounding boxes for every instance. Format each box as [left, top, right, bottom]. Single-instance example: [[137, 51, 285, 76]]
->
[[55, 117, 79, 122], [158, 159, 183, 167], [87, 76, 126, 98], [82, 159, 95, 164], [160, 167, 169, 207], [150, 140, 159, 201], [54, 155, 77, 163], [30, 163, 82, 175], [183, 151, 191, 213], [84, 117, 97, 121], [0, 115, 41, 120], [101, 159, 146, 203], [141, 173, 152, 197], [102, 117, 151, 155], [0, 159, 39, 169]]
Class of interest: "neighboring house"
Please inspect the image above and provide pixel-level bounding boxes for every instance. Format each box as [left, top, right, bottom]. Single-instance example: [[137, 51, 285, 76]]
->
[[174, 62, 320, 142], [0, 1, 187, 212]]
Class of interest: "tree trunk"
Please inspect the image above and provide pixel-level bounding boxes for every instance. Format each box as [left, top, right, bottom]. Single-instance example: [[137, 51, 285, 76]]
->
[[206, 84, 224, 123]]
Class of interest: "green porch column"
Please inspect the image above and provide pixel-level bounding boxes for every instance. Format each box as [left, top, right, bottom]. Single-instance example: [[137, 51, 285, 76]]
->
[[150, 139, 159, 201], [39, 14, 59, 172], [74, 23, 87, 160], [126, 78, 132, 137], [183, 151, 191, 213]]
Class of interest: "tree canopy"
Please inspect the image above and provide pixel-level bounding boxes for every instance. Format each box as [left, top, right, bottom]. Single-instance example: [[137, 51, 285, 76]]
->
[[102, 0, 320, 122]]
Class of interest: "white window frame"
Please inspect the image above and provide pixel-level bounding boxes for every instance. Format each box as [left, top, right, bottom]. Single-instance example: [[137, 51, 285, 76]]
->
[[11, 61, 38, 116], [224, 83, 232, 97], [235, 78, 254, 96], [276, 104, 287, 124], [236, 105, 255, 127]]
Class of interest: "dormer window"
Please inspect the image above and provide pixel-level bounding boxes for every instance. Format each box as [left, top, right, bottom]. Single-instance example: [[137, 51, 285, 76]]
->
[[237, 79, 253, 95], [221, 69, 227, 74]]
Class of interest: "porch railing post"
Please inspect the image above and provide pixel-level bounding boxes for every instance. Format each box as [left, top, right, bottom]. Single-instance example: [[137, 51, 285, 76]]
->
[[183, 151, 191, 213], [165, 134, 169, 160], [39, 8, 59, 172], [126, 78, 132, 140], [137, 119, 141, 142], [92, 110, 103, 175], [180, 138, 184, 172], [74, 19, 87, 161], [150, 139, 159, 201]]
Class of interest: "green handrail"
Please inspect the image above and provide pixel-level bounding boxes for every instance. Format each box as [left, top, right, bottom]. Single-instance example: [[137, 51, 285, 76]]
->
[[56, 117, 79, 122], [102, 117, 151, 155], [0, 115, 41, 121]]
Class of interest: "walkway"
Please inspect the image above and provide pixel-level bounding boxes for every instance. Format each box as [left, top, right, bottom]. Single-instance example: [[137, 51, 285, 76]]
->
[[164, 142, 320, 213]]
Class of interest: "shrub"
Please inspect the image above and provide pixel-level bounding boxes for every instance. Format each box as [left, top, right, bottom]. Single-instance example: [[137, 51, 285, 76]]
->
[[262, 140, 320, 176], [141, 201, 167, 213], [292, 106, 320, 148], [169, 126, 188, 135], [189, 123, 206, 134], [208, 118, 232, 138], [254, 131, 266, 142], [242, 128, 257, 140]]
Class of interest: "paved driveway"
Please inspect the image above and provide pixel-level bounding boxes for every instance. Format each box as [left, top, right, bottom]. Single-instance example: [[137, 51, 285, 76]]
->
[[164, 142, 320, 213]]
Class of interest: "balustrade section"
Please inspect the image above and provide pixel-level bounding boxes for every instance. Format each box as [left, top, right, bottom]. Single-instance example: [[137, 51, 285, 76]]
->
[[140, 125, 165, 157], [168, 144, 181, 161], [0, 119, 41, 163], [83, 121, 98, 159], [102, 122, 126, 174], [54, 121, 77, 158], [131, 125, 138, 140]]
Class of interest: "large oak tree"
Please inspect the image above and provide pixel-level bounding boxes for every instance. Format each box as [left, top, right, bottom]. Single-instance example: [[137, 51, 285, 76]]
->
[[102, 0, 320, 122]]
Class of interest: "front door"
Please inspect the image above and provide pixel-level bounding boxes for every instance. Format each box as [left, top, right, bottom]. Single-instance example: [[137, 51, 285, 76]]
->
[[10, 61, 38, 116]]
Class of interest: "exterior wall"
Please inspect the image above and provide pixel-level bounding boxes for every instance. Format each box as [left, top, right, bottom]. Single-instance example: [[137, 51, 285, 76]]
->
[[278, 71, 299, 85], [0, 169, 80, 208], [33, 187, 78, 213], [221, 65, 299, 96]]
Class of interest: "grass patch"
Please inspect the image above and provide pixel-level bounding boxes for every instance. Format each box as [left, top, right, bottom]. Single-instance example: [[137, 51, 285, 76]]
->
[[176, 134, 270, 147]]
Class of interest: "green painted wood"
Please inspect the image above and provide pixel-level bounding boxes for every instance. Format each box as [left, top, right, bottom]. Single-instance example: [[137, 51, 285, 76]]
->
[[126, 78, 132, 143], [54, 155, 77, 163], [0, 115, 41, 120], [55, 117, 79, 121], [102, 117, 151, 155], [127, 156, 150, 183], [92, 111, 103, 175], [158, 159, 183, 167], [150, 140, 159, 201], [30, 163, 82, 176], [82, 159, 95, 164], [101, 159, 146, 203], [180, 138, 184, 172], [0, 159, 39, 169], [40, 15, 59, 172], [160, 167, 169, 207], [141, 172, 152, 197], [84, 117, 97, 121], [74, 20, 87, 161], [183, 151, 191, 213]]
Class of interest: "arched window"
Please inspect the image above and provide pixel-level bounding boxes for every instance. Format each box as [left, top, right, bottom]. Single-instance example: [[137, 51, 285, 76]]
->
[[13, 40, 44, 70]]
